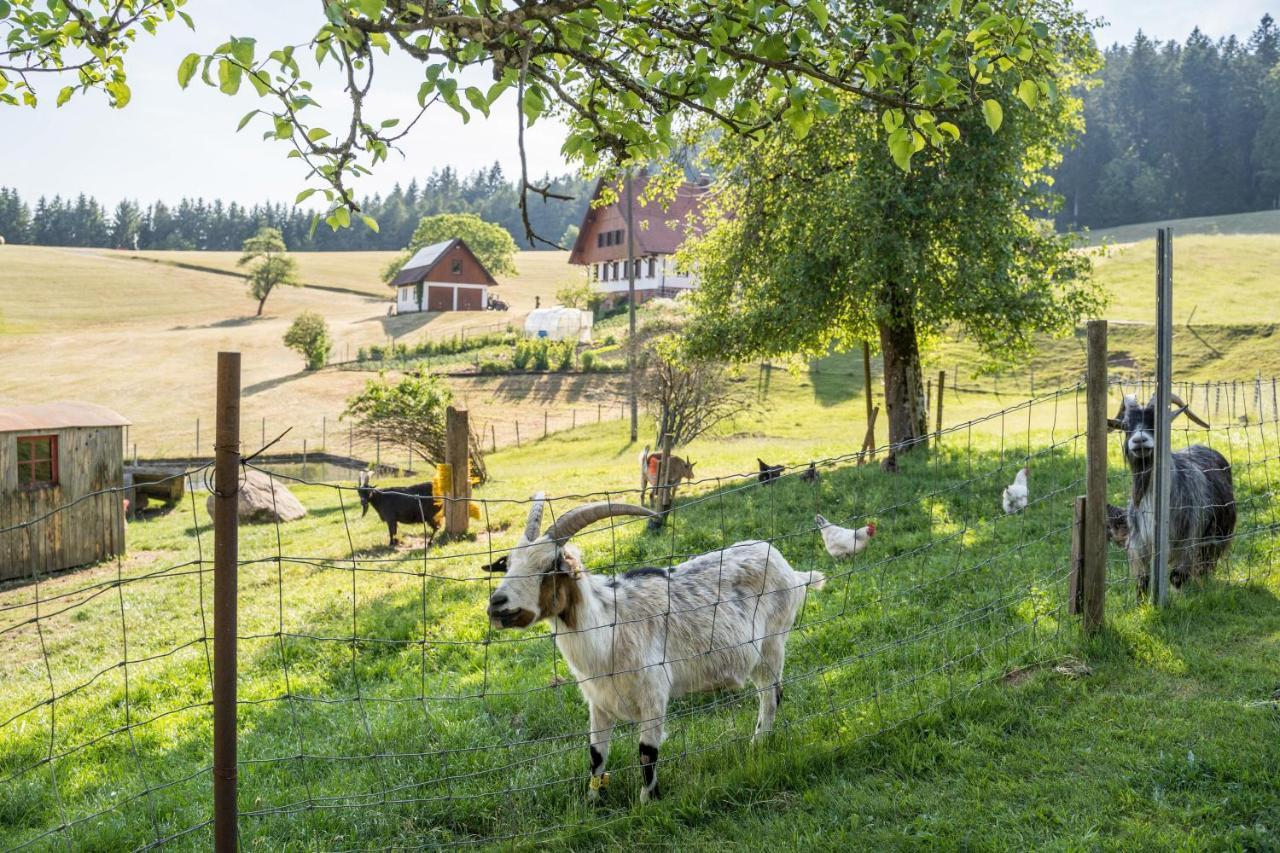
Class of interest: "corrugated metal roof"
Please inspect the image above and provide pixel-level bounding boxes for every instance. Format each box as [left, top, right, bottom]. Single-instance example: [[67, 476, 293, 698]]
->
[[388, 238, 500, 288], [0, 402, 130, 433]]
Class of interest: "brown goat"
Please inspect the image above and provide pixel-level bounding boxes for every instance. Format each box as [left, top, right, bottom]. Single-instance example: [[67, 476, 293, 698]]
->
[[639, 446, 696, 507]]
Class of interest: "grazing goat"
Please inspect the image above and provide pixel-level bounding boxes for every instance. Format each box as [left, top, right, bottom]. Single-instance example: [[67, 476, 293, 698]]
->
[[799, 462, 819, 484], [1109, 393, 1235, 594], [1106, 503, 1130, 549], [484, 495, 824, 802], [356, 470, 441, 548], [639, 446, 695, 507], [757, 458, 783, 485]]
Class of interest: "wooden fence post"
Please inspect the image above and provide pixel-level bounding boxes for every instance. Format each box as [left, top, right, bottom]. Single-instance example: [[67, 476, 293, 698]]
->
[[445, 407, 470, 537], [544, 410, 549, 438], [212, 352, 241, 852], [322, 416, 327, 451], [935, 370, 946, 439], [1084, 319, 1108, 633], [196, 418, 201, 458], [515, 421, 521, 447], [491, 423, 497, 453]]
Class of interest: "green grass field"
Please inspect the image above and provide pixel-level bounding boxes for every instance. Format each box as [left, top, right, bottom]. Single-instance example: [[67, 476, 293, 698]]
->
[[2, 364, 1278, 849], [2, 227, 1280, 848]]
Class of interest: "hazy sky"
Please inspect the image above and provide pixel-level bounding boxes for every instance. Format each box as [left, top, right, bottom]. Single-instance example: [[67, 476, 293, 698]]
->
[[1, 0, 1274, 207]]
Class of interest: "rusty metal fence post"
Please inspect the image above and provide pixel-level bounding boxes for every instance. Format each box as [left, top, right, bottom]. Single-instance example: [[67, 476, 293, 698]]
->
[[212, 352, 241, 851], [1083, 320, 1108, 633]]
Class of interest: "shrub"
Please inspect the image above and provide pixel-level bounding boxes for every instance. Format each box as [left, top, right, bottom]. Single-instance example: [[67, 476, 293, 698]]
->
[[343, 372, 450, 463], [532, 341, 551, 371], [368, 345, 385, 361], [283, 311, 332, 370], [580, 351, 596, 371], [603, 334, 617, 346], [357, 346, 368, 361], [554, 341, 574, 371], [478, 359, 508, 375], [512, 340, 534, 370]]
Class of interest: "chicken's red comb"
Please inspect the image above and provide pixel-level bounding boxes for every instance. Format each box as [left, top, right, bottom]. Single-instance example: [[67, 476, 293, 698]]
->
[[866, 522, 877, 536]]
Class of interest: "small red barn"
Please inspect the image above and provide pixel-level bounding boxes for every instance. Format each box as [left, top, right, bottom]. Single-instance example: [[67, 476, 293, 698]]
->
[[390, 238, 499, 313]]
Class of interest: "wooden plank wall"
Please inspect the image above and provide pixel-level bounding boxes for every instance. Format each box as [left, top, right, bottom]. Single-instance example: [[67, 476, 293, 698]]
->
[[0, 426, 126, 582]]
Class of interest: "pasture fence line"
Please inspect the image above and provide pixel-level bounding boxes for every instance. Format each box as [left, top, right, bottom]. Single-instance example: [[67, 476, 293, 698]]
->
[[3, 351, 1279, 849]]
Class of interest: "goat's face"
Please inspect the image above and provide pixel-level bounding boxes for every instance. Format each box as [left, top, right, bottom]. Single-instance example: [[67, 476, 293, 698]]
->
[[1110, 395, 1156, 463], [485, 536, 565, 630], [356, 471, 374, 517], [483, 494, 656, 630]]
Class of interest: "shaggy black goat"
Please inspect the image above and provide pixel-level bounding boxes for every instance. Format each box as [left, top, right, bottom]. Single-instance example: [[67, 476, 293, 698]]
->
[[356, 470, 441, 547], [1109, 393, 1235, 594]]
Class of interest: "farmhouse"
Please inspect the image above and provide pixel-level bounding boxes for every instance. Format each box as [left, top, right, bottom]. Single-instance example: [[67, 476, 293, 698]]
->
[[0, 402, 128, 581], [390, 238, 499, 313], [568, 174, 709, 308]]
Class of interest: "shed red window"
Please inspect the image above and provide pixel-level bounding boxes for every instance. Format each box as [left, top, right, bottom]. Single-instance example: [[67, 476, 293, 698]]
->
[[451, 259, 463, 275], [17, 435, 58, 488]]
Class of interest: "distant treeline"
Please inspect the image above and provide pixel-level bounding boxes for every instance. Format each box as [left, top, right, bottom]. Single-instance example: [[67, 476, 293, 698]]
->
[[8, 17, 1280, 249], [0, 163, 591, 252], [1055, 15, 1280, 229]]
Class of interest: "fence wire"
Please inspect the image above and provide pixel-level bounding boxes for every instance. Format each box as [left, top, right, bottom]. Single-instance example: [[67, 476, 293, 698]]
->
[[2, 380, 1278, 850]]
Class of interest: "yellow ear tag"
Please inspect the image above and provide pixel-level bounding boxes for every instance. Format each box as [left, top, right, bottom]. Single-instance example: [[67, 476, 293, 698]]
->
[[589, 772, 610, 791]]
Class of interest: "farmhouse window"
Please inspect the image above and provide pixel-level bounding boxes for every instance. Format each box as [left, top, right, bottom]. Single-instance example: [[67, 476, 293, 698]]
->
[[612, 261, 619, 279], [615, 228, 625, 245], [597, 233, 604, 248], [17, 435, 58, 488], [647, 257, 656, 277], [451, 259, 463, 275]]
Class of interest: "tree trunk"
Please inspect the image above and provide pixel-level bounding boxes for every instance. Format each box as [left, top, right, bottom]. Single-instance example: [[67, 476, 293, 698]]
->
[[256, 295, 267, 316], [878, 318, 928, 452]]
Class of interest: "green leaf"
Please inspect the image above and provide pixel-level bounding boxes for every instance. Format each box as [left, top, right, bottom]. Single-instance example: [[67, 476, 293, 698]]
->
[[982, 98, 1003, 132], [359, 213, 380, 233], [333, 206, 351, 228], [307, 127, 331, 142], [295, 188, 318, 204], [56, 85, 73, 107], [1016, 79, 1039, 109], [783, 103, 814, 139], [464, 85, 490, 118], [948, 0, 962, 16], [177, 52, 199, 88], [229, 38, 255, 68], [888, 127, 914, 172], [806, 0, 828, 29], [236, 109, 259, 131], [937, 121, 961, 140], [0, 1, 11, 19], [358, 0, 385, 16], [217, 59, 242, 95], [248, 70, 272, 97]]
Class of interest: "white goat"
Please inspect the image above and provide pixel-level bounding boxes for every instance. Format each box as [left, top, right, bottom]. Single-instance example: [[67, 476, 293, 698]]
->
[[484, 495, 825, 802]]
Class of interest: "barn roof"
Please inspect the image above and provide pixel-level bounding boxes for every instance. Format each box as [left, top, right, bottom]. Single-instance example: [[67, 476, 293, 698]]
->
[[388, 238, 499, 288], [0, 402, 130, 433], [568, 174, 711, 265]]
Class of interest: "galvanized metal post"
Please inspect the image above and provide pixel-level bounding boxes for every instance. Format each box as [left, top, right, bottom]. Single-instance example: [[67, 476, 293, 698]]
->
[[862, 341, 875, 460], [626, 170, 638, 443], [212, 352, 241, 852], [1152, 228, 1174, 607]]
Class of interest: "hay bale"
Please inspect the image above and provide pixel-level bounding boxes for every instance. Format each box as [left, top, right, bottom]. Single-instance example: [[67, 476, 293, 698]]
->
[[205, 469, 306, 524]]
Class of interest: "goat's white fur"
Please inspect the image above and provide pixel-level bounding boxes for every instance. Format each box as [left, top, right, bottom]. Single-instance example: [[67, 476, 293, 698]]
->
[[487, 510, 824, 802]]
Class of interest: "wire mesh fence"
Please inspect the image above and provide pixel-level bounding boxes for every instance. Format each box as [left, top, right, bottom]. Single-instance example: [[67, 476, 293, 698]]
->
[[2, 378, 1278, 850]]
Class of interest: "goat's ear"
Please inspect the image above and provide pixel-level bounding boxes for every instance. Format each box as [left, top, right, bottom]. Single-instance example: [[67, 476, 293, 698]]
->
[[481, 555, 509, 574]]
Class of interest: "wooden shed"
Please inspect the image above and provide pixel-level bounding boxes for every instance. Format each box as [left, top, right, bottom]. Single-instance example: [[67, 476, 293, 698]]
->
[[0, 402, 129, 582], [390, 238, 500, 313]]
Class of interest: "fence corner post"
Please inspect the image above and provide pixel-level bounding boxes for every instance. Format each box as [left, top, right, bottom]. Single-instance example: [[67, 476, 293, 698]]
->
[[212, 351, 241, 852], [1084, 319, 1108, 634], [445, 406, 470, 537]]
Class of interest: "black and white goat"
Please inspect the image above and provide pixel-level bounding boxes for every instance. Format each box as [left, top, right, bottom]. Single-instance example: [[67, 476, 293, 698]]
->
[[355, 470, 441, 548], [1109, 393, 1235, 594], [484, 495, 824, 802]]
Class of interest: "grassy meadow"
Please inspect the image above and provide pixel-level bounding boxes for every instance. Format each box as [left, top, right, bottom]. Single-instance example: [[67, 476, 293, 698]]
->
[[1, 364, 1278, 849], [2, 220, 1280, 848]]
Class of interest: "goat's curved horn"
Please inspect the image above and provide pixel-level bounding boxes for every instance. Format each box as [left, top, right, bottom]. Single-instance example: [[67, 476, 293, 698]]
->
[[544, 501, 657, 544], [522, 493, 547, 541], [1168, 392, 1210, 428]]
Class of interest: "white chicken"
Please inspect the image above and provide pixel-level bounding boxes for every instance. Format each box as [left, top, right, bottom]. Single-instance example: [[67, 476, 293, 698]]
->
[[815, 515, 876, 558], [1002, 466, 1030, 514]]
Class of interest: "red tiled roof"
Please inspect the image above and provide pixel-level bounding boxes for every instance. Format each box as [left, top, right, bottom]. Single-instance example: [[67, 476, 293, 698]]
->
[[569, 174, 710, 265]]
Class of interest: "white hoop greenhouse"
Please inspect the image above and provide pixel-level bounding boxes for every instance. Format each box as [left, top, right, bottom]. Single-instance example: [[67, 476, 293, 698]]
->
[[522, 307, 594, 343]]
